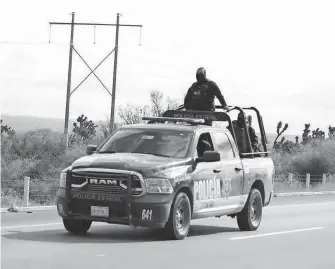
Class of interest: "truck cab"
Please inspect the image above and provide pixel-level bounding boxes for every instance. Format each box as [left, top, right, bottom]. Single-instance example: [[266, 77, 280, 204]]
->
[[56, 105, 275, 240]]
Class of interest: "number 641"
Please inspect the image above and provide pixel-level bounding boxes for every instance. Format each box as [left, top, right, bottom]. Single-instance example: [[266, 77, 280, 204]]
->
[[142, 209, 152, 220]]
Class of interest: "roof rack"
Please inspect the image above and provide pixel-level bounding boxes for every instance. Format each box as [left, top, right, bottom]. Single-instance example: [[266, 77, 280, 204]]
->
[[142, 116, 205, 125]]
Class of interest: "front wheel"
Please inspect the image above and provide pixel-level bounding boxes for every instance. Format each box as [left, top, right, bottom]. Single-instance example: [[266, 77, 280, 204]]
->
[[63, 218, 92, 235], [237, 188, 263, 231], [164, 192, 191, 240]]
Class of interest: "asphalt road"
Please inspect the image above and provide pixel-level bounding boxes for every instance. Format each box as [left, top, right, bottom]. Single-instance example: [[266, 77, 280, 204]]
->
[[2, 195, 335, 269]]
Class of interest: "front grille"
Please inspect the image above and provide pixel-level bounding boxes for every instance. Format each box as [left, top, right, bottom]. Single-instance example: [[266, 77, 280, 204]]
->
[[69, 169, 144, 196], [86, 185, 126, 194]]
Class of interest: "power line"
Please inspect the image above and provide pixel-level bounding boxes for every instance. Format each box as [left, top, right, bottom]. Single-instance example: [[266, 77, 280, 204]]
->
[[49, 22, 142, 27], [0, 41, 142, 47], [0, 41, 64, 46]]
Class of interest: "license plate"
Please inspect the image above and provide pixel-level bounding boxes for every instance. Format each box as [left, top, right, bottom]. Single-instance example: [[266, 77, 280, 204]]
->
[[91, 206, 109, 217]]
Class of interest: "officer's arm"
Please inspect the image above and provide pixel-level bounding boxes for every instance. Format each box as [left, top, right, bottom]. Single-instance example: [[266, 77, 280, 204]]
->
[[184, 86, 193, 110], [211, 81, 227, 108]]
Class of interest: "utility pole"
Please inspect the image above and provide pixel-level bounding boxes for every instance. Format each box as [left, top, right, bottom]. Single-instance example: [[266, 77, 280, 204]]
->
[[49, 13, 142, 147], [64, 12, 75, 147], [110, 13, 120, 131]]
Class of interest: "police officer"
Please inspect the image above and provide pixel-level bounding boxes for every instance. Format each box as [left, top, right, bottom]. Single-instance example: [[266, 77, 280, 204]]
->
[[184, 67, 228, 111], [228, 112, 259, 153]]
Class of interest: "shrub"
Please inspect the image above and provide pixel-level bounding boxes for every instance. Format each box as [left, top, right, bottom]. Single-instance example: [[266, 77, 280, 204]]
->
[[289, 139, 335, 175], [273, 139, 335, 175], [1, 129, 68, 182]]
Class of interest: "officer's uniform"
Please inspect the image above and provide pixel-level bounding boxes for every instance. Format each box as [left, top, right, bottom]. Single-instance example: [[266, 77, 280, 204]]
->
[[184, 67, 227, 112], [227, 119, 259, 154], [184, 80, 227, 111]]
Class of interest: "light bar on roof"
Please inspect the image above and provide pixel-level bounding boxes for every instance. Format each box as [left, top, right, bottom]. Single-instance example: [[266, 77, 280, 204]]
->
[[142, 116, 205, 125]]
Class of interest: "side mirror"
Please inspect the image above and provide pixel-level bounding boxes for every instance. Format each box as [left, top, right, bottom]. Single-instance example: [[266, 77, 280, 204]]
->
[[196, 150, 221, 162], [86, 144, 97, 155]]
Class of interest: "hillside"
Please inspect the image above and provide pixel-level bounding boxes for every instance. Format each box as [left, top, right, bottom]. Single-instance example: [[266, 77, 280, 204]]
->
[[1, 114, 77, 134]]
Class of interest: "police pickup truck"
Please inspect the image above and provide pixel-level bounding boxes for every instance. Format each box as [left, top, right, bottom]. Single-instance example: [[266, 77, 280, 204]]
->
[[56, 106, 275, 240]]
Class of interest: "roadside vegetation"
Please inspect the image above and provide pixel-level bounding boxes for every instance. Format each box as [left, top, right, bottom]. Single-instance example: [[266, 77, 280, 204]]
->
[[1, 90, 335, 207]]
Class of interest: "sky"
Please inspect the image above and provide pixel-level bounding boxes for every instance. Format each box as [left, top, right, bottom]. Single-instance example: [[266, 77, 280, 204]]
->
[[1, 0, 335, 136]]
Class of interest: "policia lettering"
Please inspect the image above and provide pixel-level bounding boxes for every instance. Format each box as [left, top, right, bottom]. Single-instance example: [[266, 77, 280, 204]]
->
[[194, 177, 232, 201]]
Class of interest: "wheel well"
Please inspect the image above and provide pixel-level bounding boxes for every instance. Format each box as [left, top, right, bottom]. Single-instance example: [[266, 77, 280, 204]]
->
[[251, 180, 265, 205], [176, 187, 194, 214]]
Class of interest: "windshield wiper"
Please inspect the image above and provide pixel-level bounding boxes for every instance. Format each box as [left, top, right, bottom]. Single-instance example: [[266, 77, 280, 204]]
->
[[98, 151, 116, 154], [132, 151, 171, 158]]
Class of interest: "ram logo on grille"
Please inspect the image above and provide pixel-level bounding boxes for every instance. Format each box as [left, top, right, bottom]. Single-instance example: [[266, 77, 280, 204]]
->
[[89, 178, 118, 185]]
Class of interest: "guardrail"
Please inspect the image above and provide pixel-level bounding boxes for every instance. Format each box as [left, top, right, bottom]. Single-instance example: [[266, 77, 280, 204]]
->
[[274, 173, 335, 193], [1, 177, 58, 207], [1, 173, 335, 208]]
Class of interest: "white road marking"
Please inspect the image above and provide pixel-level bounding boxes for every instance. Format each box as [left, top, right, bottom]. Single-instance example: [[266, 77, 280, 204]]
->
[[1, 221, 111, 230], [1, 222, 63, 230], [228, 227, 324, 240], [266, 201, 335, 209], [96, 254, 106, 257]]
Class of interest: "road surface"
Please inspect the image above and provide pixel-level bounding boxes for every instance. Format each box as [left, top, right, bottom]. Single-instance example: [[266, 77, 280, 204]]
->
[[2, 195, 335, 269]]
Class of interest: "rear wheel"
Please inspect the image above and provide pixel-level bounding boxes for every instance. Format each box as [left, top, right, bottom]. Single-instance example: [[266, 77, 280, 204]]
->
[[164, 192, 191, 240], [237, 188, 263, 231], [63, 218, 92, 234]]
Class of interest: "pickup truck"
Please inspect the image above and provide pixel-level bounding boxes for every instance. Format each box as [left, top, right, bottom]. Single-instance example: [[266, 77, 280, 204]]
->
[[56, 106, 275, 240]]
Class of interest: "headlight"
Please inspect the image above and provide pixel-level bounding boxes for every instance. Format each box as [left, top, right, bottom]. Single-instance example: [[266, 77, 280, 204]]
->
[[145, 178, 173, 194], [60, 172, 67, 188]]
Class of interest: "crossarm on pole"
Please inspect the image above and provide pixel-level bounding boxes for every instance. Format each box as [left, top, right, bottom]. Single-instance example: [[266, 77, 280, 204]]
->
[[70, 47, 115, 96], [49, 22, 142, 27]]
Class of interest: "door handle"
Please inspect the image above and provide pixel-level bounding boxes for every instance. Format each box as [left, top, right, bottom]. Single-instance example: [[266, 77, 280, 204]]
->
[[235, 167, 242, 172], [213, 169, 221, 173]]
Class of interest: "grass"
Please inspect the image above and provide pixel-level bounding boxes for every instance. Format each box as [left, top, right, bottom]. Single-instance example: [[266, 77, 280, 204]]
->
[[1, 193, 56, 208]]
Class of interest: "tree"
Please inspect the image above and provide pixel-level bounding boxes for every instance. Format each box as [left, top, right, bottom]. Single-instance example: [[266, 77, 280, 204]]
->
[[311, 128, 325, 140], [273, 121, 289, 146], [72, 114, 97, 142], [118, 104, 151, 125], [328, 126, 335, 139], [150, 90, 164, 117], [302, 123, 311, 144], [98, 119, 121, 139], [1, 120, 15, 136], [166, 97, 180, 110], [280, 137, 285, 144], [280, 140, 297, 153], [117, 90, 180, 125]]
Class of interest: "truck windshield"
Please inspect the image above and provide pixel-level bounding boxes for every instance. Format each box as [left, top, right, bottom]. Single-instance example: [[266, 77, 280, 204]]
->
[[98, 128, 194, 158]]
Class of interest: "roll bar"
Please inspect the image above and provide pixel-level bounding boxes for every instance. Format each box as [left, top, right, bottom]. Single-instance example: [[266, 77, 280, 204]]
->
[[171, 105, 269, 158]]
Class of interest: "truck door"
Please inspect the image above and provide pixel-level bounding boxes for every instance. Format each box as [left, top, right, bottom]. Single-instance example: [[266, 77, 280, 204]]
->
[[192, 131, 239, 216], [210, 130, 244, 208]]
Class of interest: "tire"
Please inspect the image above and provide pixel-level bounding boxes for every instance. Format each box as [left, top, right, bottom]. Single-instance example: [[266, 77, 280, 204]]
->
[[237, 188, 263, 231], [164, 192, 192, 240], [63, 218, 92, 235]]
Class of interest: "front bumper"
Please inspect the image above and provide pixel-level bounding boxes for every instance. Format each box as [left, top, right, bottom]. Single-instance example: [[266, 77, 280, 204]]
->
[[56, 188, 172, 229]]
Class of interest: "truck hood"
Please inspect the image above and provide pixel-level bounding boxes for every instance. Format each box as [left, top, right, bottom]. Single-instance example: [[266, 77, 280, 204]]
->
[[71, 153, 192, 177]]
